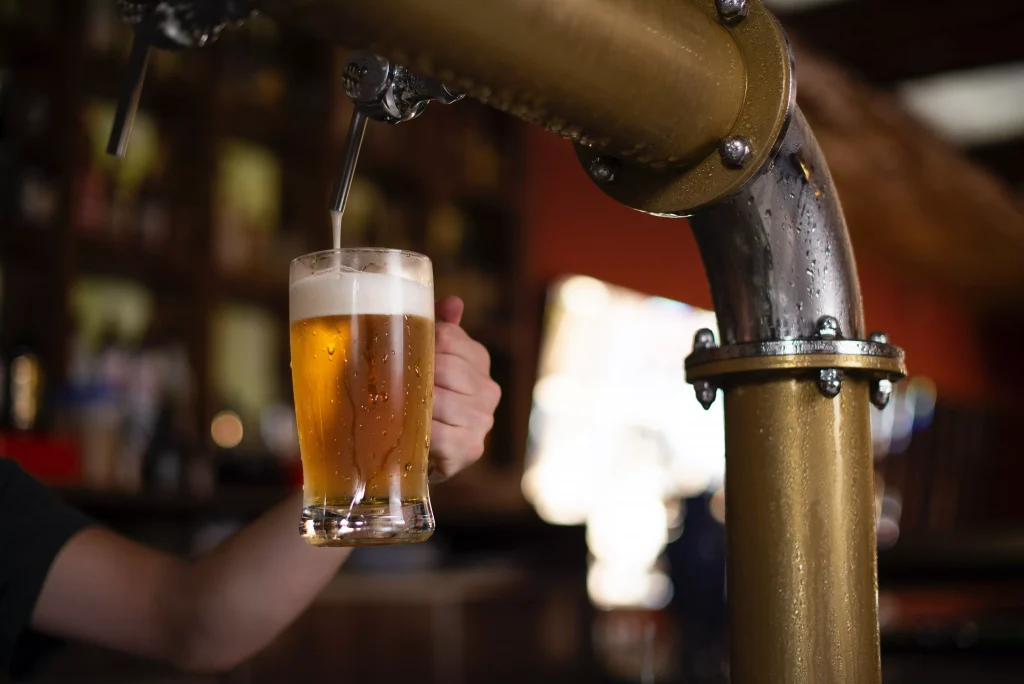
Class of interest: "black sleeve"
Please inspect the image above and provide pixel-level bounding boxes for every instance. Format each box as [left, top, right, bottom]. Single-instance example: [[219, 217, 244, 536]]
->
[[0, 458, 95, 681]]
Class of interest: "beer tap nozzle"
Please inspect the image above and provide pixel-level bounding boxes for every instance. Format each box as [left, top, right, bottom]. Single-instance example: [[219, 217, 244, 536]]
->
[[329, 108, 368, 216], [329, 51, 464, 217], [106, 0, 254, 158]]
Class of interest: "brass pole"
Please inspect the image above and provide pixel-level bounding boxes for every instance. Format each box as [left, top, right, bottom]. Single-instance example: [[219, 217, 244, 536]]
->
[[725, 375, 880, 684], [258, 0, 747, 168]]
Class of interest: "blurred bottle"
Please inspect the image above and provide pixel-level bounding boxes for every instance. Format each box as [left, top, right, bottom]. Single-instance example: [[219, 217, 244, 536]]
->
[[19, 164, 60, 228], [0, 353, 6, 425], [7, 341, 44, 432], [72, 163, 109, 235], [427, 201, 501, 330], [6, 75, 61, 230], [76, 383, 121, 489], [214, 139, 280, 275], [460, 125, 502, 195], [72, 328, 125, 489], [137, 174, 169, 252], [666, 493, 728, 683], [75, 100, 164, 244], [139, 329, 196, 492]]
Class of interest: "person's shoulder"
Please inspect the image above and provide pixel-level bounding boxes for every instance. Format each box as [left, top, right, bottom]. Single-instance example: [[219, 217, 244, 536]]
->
[[0, 457, 29, 486]]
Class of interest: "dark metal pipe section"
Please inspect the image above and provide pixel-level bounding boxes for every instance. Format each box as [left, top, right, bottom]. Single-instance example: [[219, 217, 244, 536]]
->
[[689, 109, 865, 345], [257, 0, 747, 168]]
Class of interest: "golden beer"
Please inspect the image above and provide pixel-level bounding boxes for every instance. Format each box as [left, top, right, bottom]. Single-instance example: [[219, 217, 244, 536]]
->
[[290, 250, 435, 546]]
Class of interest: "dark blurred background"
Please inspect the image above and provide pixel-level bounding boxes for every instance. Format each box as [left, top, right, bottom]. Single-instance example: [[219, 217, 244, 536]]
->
[[2, 0, 1024, 682]]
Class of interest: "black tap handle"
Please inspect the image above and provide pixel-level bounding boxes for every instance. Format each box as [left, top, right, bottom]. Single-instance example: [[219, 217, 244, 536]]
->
[[330, 109, 369, 215], [106, 35, 151, 158]]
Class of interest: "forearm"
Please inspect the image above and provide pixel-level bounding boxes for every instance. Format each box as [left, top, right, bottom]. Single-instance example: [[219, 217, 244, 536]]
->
[[34, 492, 349, 673], [176, 492, 350, 671]]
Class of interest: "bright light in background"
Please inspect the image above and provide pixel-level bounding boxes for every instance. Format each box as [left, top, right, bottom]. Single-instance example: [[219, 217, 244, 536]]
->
[[870, 376, 937, 550], [899, 63, 1024, 146], [588, 564, 673, 611], [211, 410, 244, 449], [524, 276, 724, 609], [871, 376, 937, 459]]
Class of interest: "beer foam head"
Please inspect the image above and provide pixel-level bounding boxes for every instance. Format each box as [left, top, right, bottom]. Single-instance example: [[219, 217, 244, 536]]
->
[[290, 269, 434, 322]]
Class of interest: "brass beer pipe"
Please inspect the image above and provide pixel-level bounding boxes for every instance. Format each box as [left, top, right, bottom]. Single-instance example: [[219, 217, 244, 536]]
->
[[257, 0, 749, 169], [258, 1, 902, 682]]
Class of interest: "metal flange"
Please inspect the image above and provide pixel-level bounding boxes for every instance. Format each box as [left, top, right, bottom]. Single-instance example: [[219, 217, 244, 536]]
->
[[574, 0, 794, 215], [685, 339, 907, 383]]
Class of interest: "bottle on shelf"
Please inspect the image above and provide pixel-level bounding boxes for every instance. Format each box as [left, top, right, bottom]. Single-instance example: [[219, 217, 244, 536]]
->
[[214, 138, 281, 276], [7, 341, 44, 432]]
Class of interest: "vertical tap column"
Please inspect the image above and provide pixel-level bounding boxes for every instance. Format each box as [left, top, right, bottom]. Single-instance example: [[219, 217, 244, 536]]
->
[[687, 111, 906, 684], [723, 373, 879, 683]]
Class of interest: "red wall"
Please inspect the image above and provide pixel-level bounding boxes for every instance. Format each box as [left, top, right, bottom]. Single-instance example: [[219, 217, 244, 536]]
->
[[523, 128, 987, 402]]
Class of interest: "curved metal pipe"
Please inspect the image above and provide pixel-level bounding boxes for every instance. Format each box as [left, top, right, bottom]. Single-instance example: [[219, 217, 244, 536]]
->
[[689, 108, 865, 345]]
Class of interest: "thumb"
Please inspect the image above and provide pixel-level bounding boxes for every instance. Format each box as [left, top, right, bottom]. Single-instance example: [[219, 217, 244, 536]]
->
[[435, 296, 464, 326]]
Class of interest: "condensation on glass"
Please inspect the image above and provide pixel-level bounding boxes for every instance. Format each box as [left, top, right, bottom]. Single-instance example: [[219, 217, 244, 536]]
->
[[289, 248, 435, 546]]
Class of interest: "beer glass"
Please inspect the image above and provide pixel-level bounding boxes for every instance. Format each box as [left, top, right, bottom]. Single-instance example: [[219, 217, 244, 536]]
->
[[290, 249, 435, 545]]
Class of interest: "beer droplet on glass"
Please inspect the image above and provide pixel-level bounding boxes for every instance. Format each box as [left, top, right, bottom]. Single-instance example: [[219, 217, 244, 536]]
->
[[383, 353, 389, 363], [404, 463, 411, 477], [327, 343, 336, 356], [414, 364, 421, 377]]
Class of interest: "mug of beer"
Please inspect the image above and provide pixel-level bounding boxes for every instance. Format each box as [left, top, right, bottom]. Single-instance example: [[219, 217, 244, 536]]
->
[[289, 249, 435, 546]]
